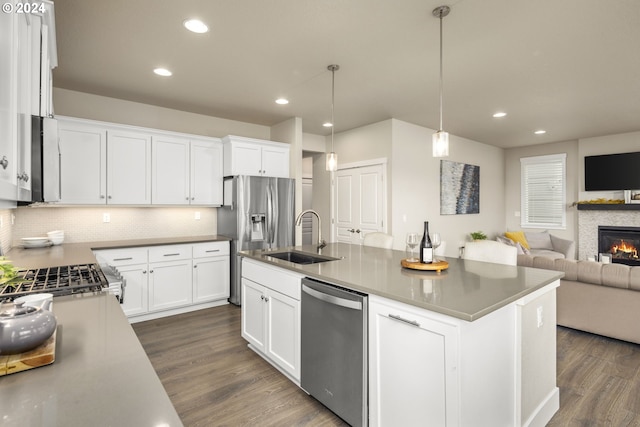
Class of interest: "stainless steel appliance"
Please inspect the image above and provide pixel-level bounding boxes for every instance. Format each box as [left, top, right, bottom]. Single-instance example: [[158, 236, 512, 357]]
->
[[0, 264, 108, 300], [27, 115, 60, 203], [301, 277, 368, 427], [217, 175, 295, 305]]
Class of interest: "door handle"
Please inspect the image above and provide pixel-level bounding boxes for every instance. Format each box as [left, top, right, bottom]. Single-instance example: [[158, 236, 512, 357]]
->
[[347, 229, 361, 233]]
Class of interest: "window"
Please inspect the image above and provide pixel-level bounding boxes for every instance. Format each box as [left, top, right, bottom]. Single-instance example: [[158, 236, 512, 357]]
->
[[520, 153, 566, 229]]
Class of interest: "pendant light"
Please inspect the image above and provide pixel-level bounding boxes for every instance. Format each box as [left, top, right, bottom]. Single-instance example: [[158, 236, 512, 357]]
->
[[326, 64, 340, 171], [432, 5, 450, 157]]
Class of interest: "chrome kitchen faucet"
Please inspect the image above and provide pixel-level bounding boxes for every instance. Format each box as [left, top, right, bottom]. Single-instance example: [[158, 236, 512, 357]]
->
[[295, 210, 326, 250]]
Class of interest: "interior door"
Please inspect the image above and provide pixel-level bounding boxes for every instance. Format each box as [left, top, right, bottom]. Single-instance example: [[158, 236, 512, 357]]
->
[[334, 164, 385, 244]]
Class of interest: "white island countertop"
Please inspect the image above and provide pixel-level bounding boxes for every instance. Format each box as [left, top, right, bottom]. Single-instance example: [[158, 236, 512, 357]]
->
[[240, 242, 564, 321]]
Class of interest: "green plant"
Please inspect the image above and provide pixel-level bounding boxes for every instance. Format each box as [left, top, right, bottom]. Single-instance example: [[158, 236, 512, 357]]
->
[[0, 257, 25, 290], [470, 231, 487, 241]]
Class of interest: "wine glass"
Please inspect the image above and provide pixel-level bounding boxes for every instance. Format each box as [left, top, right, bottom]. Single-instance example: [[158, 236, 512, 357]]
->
[[432, 232, 441, 262], [406, 232, 419, 262]]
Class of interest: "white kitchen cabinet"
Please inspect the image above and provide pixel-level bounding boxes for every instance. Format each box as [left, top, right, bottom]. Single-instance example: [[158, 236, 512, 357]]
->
[[190, 138, 223, 205], [192, 241, 230, 303], [151, 135, 190, 204], [59, 119, 107, 204], [148, 245, 193, 312], [241, 258, 302, 381], [222, 136, 290, 178], [151, 135, 222, 205], [107, 129, 152, 204], [0, 4, 18, 200], [369, 296, 459, 427], [116, 264, 149, 316]]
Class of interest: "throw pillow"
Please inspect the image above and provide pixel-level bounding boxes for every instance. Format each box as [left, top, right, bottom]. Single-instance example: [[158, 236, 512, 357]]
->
[[505, 231, 529, 249], [525, 230, 553, 250]]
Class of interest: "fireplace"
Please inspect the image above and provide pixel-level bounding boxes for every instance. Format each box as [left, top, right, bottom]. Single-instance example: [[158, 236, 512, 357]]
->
[[598, 226, 640, 266]]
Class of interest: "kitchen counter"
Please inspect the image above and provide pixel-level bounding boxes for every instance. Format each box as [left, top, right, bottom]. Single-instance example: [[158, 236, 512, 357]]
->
[[0, 292, 183, 426], [6, 235, 230, 268], [240, 242, 564, 321]]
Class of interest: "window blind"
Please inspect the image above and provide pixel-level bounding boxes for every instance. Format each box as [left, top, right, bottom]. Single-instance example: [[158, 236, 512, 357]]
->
[[520, 154, 566, 229]]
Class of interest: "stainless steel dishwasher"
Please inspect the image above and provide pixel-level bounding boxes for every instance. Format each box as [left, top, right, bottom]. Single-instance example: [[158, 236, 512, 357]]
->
[[301, 277, 368, 427]]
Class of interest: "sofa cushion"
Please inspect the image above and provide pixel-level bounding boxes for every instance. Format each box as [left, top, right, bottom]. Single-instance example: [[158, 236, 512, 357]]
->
[[630, 268, 640, 291], [517, 254, 534, 267], [505, 231, 529, 249], [532, 256, 555, 270], [602, 264, 631, 289], [496, 236, 529, 255], [577, 261, 602, 285], [555, 258, 578, 281], [529, 249, 565, 259], [525, 231, 554, 250]]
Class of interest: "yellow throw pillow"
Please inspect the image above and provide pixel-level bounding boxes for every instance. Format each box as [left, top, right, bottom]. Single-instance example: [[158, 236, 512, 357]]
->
[[505, 231, 530, 249]]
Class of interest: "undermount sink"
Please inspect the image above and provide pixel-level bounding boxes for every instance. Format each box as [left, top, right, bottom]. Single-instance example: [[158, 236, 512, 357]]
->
[[266, 251, 340, 265]]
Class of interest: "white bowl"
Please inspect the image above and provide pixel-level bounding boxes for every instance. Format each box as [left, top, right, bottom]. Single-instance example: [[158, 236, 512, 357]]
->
[[21, 237, 51, 248], [49, 236, 64, 245], [47, 230, 64, 238]]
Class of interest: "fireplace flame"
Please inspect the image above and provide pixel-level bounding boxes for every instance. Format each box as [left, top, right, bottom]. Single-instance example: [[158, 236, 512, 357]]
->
[[611, 240, 639, 259]]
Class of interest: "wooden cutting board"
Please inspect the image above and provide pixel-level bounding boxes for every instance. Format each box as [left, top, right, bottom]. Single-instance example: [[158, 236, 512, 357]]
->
[[0, 328, 57, 376], [401, 258, 449, 272]]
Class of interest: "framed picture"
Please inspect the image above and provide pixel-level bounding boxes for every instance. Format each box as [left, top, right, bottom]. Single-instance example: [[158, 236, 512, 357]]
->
[[440, 160, 480, 215], [631, 190, 640, 204]]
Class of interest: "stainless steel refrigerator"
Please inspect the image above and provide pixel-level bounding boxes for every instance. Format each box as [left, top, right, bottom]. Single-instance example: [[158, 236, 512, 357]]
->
[[218, 175, 295, 305]]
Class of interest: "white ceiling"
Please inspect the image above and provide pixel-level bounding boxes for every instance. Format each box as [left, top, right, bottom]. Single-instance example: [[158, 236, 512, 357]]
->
[[52, 0, 640, 148]]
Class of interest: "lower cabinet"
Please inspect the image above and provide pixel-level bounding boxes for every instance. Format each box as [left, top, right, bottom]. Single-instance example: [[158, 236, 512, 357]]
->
[[369, 295, 459, 427], [94, 241, 229, 322], [241, 258, 302, 382]]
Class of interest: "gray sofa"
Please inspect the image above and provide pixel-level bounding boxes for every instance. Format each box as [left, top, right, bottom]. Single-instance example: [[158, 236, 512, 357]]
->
[[500, 231, 575, 260], [518, 254, 640, 344]]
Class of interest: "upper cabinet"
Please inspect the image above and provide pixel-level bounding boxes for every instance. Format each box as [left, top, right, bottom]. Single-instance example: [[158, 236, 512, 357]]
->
[[57, 116, 223, 206], [0, 1, 57, 202], [222, 135, 290, 178]]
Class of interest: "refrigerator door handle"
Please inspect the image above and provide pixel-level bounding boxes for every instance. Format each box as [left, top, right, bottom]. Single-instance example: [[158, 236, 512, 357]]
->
[[266, 184, 275, 244]]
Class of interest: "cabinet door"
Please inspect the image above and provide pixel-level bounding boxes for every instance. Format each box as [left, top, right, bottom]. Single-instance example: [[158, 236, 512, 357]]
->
[[117, 264, 149, 316], [265, 289, 300, 380], [0, 8, 16, 200], [261, 145, 290, 178], [15, 12, 32, 201], [228, 141, 262, 176], [107, 129, 151, 204], [59, 121, 107, 204], [190, 139, 222, 205], [152, 135, 189, 204], [241, 278, 266, 352], [369, 297, 459, 427], [148, 259, 193, 311], [193, 256, 229, 303]]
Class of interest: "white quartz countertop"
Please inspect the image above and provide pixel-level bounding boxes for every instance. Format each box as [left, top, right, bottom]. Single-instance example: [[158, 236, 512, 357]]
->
[[0, 292, 183, 427], [240, 243, 564, 321]]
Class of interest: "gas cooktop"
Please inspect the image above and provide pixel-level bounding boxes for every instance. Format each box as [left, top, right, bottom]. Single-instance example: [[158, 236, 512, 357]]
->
[[0, 264, 108, 299]]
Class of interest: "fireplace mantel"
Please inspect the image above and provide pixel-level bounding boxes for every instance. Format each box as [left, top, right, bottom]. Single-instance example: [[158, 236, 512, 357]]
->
[[577, 204, 640, 211]]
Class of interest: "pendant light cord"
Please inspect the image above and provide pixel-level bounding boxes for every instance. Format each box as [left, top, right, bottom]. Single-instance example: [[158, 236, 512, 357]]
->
[[331, 67, 335, 151], [438, 9, 444, 132]]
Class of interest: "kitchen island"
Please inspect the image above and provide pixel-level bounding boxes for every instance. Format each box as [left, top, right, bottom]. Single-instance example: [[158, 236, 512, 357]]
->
[[240, 243, 564, 427], [0, 292, 183, 426]]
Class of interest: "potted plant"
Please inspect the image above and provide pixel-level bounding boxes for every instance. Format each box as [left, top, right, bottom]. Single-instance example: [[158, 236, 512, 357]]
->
[[0, 258, 24, 293], [470, 231, 487, 241]]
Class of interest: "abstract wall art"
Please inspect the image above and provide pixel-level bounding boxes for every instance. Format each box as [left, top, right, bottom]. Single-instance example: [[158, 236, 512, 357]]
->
[[440, 160, 480, 215]]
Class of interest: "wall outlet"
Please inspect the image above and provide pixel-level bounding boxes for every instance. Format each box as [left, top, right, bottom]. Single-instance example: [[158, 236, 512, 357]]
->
[[536, 306, 544, 328], [195, 211, 201, 220], [103, 213, 110, 223]]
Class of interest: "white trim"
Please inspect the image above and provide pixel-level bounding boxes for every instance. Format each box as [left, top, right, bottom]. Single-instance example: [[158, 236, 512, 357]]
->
[[337, 157, 388, 170]]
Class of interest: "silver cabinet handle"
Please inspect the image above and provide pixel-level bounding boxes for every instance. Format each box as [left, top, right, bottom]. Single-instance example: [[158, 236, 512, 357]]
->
[[186, 197, 189, 200], [163, 253, 180, 257], [149, 270, 154, 273], [100, 195, 105, 199], [264, 296, 269, 302], [143, 270, 147, 274], [17, 172, 29, 182], [193, 264, 198, 269], [347, 229, 361, 234], [388, 314, 420, 327], [0, 156, 8, 170], [113, 257, 133, 261], [108, 195, 112, 199], [191, 197, 195, 200], [302, 284, 362, 310], [205, 249, 220, 253]]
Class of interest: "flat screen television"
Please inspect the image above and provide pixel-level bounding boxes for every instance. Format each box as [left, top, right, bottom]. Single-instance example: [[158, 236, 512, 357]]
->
[[584, 151, 640, 191]]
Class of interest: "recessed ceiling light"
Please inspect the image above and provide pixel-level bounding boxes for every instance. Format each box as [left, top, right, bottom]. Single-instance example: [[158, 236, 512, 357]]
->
[[275, 98, 289, 105], [534, 130, 546, 135], [153, 68, 172, 77], [323, 122, 333, 128], [493, 112, 507, 118], [183, 19, 209, 34]]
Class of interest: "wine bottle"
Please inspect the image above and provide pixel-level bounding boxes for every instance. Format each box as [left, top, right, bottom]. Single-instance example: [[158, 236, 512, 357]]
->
[[420, 221, 433, 264]]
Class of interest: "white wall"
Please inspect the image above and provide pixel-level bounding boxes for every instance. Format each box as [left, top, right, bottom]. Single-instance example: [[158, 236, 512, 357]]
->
[[504, 140, 579, 243], [391, 120, 506, 256]]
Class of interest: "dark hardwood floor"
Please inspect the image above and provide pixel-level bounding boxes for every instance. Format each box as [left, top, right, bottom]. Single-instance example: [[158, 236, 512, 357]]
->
[[134, 304, 640, 427]]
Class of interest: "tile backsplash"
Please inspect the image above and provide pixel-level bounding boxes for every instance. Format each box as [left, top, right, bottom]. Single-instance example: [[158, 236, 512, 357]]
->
[[7, 206, 217, 249]]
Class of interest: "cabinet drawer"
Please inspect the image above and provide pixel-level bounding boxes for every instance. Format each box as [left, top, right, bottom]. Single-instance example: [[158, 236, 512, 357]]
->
[[148, 244, 192, 263], [193, 241, 229, 258], [242, 258, 303, 300], [94, 248, 148, 266]]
